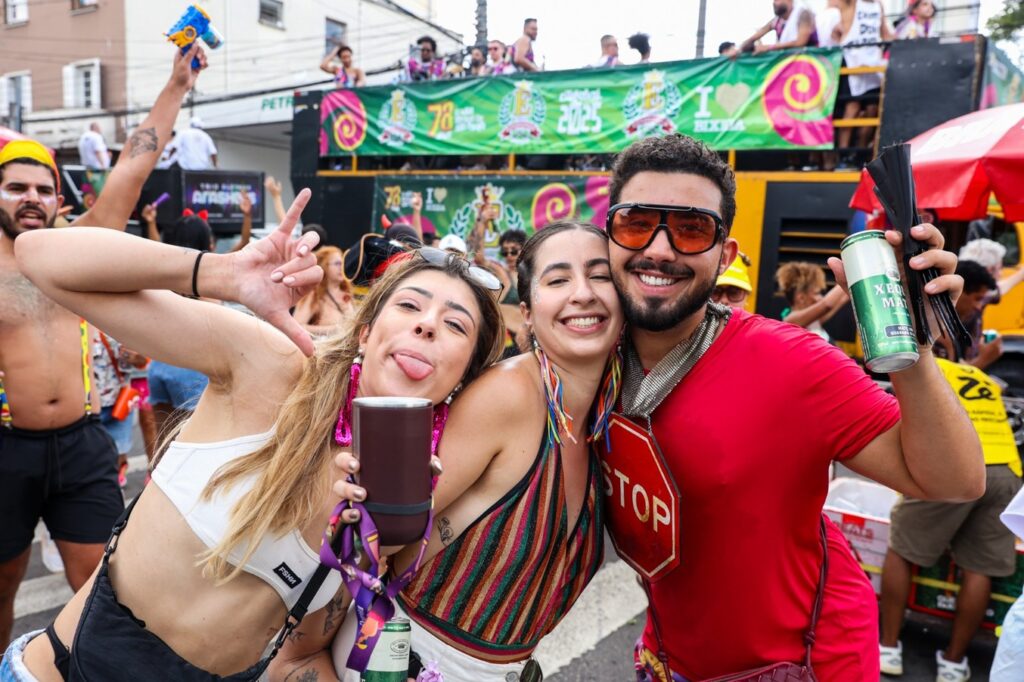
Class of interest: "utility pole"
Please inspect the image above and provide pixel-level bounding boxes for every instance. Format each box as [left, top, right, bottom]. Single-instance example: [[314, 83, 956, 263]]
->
[[475, 0, 487, 48], [696, 0, 708, 58]]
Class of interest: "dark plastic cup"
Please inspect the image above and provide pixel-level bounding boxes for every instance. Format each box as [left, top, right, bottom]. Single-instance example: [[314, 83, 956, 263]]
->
[[352, 397, 433, 545]]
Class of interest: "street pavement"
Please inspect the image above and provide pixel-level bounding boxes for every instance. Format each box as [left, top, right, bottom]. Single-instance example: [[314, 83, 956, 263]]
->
[[8, 428, 1003, 680]]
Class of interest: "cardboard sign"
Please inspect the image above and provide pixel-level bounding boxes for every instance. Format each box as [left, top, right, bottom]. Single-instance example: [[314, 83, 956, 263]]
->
[[600, 413, 681, 582]]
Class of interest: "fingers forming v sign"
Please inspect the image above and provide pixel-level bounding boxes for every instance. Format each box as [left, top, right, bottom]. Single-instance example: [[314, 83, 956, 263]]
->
[[234, 189, 323, 355]]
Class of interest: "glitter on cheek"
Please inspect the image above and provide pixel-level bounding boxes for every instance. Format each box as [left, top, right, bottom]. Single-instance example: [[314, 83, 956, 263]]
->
[[0, 189, 57, 204]]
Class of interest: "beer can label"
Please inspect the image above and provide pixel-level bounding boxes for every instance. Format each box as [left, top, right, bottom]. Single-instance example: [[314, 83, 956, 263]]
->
[[841, 231, 919, 372], [361, 618, 411, 682]]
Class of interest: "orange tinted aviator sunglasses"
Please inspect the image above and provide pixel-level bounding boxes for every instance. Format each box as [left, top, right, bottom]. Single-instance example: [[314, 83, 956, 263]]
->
[[606, 203, 724, 255]]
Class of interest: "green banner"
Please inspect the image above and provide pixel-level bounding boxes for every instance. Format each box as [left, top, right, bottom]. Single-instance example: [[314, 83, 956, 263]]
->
[[981, 44, 1024, 109], [373, 174, 610, 258], [322, 49, 842, 156]]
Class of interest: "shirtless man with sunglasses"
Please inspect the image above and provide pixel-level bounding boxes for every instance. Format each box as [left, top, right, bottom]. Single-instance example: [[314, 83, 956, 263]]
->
[[600, 133, 982, 681]]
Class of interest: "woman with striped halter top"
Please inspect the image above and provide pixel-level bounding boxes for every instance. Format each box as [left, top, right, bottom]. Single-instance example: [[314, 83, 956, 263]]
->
[[271, 222, 624, 682]]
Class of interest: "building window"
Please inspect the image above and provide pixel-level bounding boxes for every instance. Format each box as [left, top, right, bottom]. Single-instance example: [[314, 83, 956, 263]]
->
[[325, 18, 346, 55], [62, 59, 102, 109], [5, 0, 28, 24], [71, 0, 99, 10], [259, 0, 284, 29], [0, 72, 32, 123]]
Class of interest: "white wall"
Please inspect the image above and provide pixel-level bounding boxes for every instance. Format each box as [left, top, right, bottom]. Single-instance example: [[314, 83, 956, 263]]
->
[[122, 0, 465, 134]]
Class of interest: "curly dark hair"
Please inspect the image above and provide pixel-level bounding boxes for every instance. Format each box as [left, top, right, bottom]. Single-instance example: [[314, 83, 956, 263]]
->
[[498, 228, 527, 248], [609, 134, 737, 230]]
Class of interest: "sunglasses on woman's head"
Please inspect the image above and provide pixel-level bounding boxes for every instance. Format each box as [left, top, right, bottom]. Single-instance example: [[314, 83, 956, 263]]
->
[[606, 203, 724, 255], [417, 246, 503, 291]]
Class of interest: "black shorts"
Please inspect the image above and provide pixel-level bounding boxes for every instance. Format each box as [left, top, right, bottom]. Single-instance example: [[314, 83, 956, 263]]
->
[[0, 415, 124, 562]]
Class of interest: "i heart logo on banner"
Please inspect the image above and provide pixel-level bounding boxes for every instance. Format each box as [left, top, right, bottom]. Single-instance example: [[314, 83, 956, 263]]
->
[[434, 187, 447, 202], [715, 83, 751, 117]]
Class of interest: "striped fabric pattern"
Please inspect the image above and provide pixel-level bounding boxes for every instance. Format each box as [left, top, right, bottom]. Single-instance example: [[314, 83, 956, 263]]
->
[[399, 438, 604, 662]]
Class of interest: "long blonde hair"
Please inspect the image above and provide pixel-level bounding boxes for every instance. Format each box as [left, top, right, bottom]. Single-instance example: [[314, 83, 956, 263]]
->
[[295, 246, 352, 322], [200, 254, 505, 581]]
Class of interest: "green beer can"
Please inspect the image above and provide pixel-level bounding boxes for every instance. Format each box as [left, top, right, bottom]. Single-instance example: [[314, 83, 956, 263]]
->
[[361, 617, 411, 682], [840, 230, 919, 373]]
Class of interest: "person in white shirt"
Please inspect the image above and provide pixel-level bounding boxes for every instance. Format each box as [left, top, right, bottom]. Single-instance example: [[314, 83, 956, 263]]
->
[[590, 34, 620, 68], [174, 116, 218, 170], [77, 123, 110, 170]]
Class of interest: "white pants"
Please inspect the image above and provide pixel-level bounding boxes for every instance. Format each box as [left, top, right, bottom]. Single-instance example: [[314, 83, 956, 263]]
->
[[992, 595, 1024, 681], [331, 603, 535, 682], [0, 630, 43, 682]]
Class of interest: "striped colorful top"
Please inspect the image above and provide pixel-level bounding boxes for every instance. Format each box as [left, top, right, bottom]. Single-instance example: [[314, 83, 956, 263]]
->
[[398, 435, 604, 662]]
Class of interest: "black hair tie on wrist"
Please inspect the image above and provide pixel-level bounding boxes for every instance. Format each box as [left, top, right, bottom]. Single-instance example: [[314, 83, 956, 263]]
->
[[192, 251, 206, 298]]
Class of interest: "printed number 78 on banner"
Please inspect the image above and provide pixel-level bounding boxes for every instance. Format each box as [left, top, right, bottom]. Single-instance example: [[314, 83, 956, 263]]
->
[[428, 101, 455, 137]]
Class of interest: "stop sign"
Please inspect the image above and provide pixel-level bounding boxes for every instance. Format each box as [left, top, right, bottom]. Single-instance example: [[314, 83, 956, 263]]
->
[[599, 413, 681, 582]]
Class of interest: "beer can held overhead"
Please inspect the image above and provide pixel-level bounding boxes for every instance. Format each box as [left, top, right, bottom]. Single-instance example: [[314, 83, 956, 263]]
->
[[840, 230, 919, 373]]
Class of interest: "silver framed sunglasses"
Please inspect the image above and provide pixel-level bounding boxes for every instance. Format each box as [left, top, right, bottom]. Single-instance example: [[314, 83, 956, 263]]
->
[[417, 246, 503, 292]]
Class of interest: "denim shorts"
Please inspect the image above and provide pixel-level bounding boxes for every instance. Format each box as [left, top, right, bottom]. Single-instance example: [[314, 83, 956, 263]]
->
[[147, 361, 208, 410], [99, 406, 134, 455], [0, 629, 43, 681]]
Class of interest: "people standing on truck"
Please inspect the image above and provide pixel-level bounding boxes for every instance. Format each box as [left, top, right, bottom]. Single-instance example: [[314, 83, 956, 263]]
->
[[509, 18, 540, 72], [590, 34, 620, 68], [879, 356, 1022, 682], [629, 32, 653, 63], [894, 0, 937, 40], [407, 36, 446, 82], [739, 0, 819, 54], [775, 261, 849, 342], [834, 0, 894, 169], [486, 39, 513, 75], [320, 44, 367, 88]]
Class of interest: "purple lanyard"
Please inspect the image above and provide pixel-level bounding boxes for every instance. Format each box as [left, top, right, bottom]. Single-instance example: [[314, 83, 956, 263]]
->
[[319, 492, 433, 671]]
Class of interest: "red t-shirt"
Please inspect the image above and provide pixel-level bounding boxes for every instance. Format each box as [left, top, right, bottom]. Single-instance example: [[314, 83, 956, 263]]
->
[[635, 310, 899, 680]]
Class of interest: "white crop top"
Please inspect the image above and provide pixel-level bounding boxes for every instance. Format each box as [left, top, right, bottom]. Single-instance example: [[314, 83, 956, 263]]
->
[[151, 429, 342, 613]]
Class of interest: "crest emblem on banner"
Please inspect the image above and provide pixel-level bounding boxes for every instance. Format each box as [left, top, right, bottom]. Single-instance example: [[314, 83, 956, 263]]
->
[[377, 90, 418, 148], [498, 81, 547, 144], [623, 70, 683, 138]]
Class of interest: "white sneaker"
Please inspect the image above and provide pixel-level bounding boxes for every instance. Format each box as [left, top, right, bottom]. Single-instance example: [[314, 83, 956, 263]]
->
[[880, 641, 903, 676], [935, 651, 971, 682]]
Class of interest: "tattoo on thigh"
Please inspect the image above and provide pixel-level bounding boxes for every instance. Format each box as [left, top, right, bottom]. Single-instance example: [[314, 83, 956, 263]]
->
[[283, 654, 321, 681], [438, 516, 454, 545], [126, 127, 159, 159]]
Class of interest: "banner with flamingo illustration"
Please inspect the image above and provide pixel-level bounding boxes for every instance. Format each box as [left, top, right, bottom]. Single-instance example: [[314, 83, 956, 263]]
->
[[321, 49, 842, 157]]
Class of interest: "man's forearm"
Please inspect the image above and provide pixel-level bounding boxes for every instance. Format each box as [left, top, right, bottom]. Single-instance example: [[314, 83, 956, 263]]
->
[[889, 349, 986, 501], [74, 78, 191, 230]]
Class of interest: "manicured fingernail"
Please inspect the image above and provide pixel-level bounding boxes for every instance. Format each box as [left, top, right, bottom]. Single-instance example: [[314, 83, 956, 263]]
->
[[271, 271, 283, 281], [349, 459, 359, 472], [353, 487, 366, 501], [910, 256, 923, 267], [299, 245, 309, 256], [283, 276, 295, 285], [925, 283, 937, 293], [347, 510, 361, 522], [913, 225, 926, 233]]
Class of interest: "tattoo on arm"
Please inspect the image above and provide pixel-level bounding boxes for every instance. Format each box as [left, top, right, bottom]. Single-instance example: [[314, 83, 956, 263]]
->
[[322, 592, 347, 636], [285, 630, 305, 643], [438, 516, 454, 545], [126, 127, 159, 159]]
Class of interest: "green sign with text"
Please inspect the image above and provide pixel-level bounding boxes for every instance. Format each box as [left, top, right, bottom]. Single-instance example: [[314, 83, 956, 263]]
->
[[322, 49, 842, 156]]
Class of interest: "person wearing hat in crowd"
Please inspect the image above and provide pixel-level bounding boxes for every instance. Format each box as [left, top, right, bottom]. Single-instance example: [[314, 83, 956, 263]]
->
[[0, 43, 208, 650], [173, 115, 218, 170], [439, 233, 468, 254], [712, 251, 753, 309]]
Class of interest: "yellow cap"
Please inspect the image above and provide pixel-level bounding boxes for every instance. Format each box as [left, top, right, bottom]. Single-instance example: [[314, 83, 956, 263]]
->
[[717, 256, 752, 292], [0, 139, 60, 193]]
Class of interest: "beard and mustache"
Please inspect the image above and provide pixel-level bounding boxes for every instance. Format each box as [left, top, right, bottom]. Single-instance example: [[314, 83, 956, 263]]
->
[[612, 257, 718, 333], [0, 204, 56, 240]]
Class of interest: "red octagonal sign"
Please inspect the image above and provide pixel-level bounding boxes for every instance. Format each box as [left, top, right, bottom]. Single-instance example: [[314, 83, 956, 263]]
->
[[599, 413, 681, 582]]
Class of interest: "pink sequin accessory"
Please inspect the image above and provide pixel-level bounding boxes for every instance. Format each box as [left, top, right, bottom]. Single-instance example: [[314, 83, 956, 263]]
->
[[334, 357, 362, 446]]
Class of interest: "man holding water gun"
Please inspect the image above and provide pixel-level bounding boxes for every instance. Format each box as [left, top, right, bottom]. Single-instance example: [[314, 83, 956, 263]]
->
[[0, 42, 208, 650]]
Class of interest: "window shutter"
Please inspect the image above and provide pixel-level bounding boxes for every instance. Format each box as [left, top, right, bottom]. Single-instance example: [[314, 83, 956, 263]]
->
[[90, 59, 101, 109], [0, 77, 9, 119], [21, 74, 31, 114], [62, 64, 75, 108]]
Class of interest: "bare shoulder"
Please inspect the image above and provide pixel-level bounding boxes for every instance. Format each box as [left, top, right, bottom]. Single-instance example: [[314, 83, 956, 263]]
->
[[450, 353, 541, 424]]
